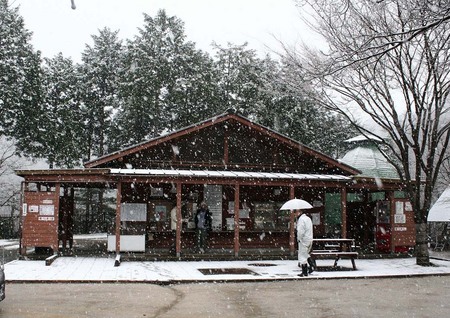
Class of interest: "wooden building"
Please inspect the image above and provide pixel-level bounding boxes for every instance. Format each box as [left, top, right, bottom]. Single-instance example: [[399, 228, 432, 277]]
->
[[16, 110, 415, 258]]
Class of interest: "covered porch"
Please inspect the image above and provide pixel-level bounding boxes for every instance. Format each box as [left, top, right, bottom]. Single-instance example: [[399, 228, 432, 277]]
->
[[17, 168, 352, 259]]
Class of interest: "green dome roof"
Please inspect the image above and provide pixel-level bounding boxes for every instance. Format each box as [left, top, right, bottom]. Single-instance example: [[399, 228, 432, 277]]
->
[[340, 135, 399, 179]]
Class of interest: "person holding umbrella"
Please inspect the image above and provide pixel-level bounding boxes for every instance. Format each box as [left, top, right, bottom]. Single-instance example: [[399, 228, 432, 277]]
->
[[296, 208, 314, 277], [279, 198, 314, 276]]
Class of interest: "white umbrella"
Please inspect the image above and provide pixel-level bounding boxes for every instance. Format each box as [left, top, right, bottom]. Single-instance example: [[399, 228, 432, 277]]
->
[[280, 198, 313, 210]]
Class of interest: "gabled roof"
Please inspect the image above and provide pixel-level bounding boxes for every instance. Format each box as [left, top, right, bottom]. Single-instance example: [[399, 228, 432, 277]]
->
[[84, 109, 359, 175]]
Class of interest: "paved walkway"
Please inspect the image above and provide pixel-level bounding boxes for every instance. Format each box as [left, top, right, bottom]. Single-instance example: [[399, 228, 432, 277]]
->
[[4, 251, 450, 284]]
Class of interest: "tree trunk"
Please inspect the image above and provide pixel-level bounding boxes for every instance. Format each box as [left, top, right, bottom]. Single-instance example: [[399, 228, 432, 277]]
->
[[416, 222, 431, 266]]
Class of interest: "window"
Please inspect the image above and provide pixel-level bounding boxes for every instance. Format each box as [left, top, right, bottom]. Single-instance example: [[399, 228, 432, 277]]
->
[[254, 202, 287, 231]]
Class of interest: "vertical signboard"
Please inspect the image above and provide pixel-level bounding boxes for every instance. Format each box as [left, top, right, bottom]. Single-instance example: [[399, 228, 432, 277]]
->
[[205, 184, 222, 231], [22, 190, 59, 252]]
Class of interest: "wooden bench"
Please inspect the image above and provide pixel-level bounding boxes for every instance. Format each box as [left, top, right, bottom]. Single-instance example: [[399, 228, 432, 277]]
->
[[310, 251, 358, 270], [310, 238, 358, 270]]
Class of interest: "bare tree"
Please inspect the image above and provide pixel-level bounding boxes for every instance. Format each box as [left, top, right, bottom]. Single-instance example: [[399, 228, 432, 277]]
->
[[286, 0, 450, 265], [0, 137, 22, 208], [0, 137, 47, 238], [295, 0, 450, 63]]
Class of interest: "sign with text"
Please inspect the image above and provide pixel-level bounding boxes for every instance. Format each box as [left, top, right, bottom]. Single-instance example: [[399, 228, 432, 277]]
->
[[39, 205, 55, 216], [205, 184, 222, 230]]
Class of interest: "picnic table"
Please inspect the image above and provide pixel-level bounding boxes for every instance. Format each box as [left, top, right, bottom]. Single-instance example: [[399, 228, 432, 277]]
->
[[311, 238, 358, 270]]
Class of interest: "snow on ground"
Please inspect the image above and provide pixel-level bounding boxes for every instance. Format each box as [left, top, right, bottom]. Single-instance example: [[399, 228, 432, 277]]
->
[[4, 255, 450, 283], [3, 234, 450, 283]]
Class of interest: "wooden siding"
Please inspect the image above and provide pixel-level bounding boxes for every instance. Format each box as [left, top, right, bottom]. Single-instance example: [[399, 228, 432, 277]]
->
[[22, 190, 59, 251], [391, 209, 416, 251]]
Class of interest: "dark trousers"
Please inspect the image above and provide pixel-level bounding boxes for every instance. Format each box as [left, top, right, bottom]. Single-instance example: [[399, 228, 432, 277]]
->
[[196, 228, 208, 249]]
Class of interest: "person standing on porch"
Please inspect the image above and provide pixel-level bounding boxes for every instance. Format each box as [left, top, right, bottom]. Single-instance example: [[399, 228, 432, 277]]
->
[[170, 206, 177, 231], [169, 206, 178, 255], [195, 201, 212, 253], [296, 209, 313, 277]]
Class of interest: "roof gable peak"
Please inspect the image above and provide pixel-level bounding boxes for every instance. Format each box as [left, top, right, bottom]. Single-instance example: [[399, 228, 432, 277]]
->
[[84, 111, 358, 176]]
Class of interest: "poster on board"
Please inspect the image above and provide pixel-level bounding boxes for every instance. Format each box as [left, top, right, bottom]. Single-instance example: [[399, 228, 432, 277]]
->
[[121, 203, 147, 222], [39, 205, 54, 216], [205, 184, 222, 231]]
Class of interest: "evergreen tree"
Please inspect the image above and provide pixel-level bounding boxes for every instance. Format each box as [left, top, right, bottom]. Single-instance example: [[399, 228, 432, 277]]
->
[[78, 28, 125, 232], [36, 54, 84, 168], [164, 46, 222, 130], [256, 57, 357, 157], [80, 27, 124, 160], [212, 42, 264, 117], [0, 0, 43, 140], [117, 9, 202, 147], [10, 50, 45, 156]]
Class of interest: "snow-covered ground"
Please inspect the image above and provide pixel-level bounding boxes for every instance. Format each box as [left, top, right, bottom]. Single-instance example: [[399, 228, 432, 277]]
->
[[3, 234, 450, 283], [4, 255, 450, 283]]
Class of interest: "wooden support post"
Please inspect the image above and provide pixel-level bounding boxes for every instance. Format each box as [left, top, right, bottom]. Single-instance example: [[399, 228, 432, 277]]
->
[[234, 183, 240, 257], [388, 191, 395, 253], [341, 187, 347, 238], [289, 185, 296, 256], [69, 187, 74, 249], [19, 181, 25, 256], [115, 182, 122, 254], [53, 183, 61, 254], [176, 182, 182, 257], [224, 127, 229, 166]]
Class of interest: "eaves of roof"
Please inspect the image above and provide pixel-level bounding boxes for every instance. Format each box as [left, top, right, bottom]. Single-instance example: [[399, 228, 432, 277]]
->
[[16, 168, 351, 183]]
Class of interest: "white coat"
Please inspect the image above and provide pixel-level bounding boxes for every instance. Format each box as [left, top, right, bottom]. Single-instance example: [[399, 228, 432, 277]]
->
[[170, 207, 177, 231], [296, 213, 313, 265]]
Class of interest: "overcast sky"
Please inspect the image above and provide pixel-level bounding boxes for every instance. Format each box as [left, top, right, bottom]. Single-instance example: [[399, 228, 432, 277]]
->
[[13, 0, 313, 62]]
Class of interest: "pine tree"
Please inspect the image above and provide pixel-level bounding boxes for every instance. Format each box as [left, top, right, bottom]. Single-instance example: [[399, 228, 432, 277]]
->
[[77, 28, 125, 232], [116, 10, 194, 146], [212, 42, 264, 117], [80, 27, 124, 160], [0, 0, 43, 140], [36, 54, 84, 168], [256, 57, 357, 157], [163, 45, 222, 130]]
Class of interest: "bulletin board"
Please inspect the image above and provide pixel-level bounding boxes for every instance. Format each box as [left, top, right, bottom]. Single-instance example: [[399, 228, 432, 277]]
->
[[121, 203, 147, 222]]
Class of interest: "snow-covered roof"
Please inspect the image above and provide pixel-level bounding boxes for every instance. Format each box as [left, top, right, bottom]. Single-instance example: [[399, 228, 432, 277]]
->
[[345, 134, 383, 143], [109, 169, 351, 181], [339, 145, 399, 179], [428, 186, 450, 222]]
